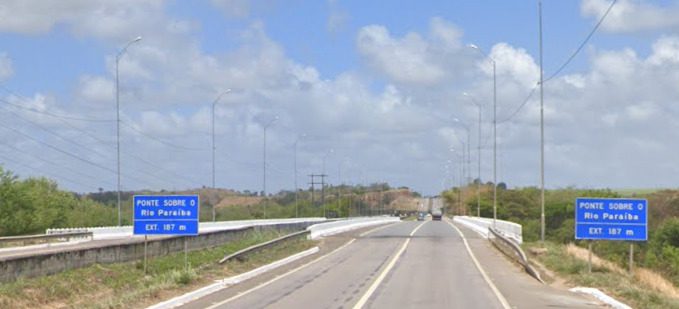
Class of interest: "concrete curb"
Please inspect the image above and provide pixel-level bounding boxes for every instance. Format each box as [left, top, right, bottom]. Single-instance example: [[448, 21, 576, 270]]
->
[[307, 217, 400, 240], [569, 287, 632, 309], [147, 246, 320, 309]]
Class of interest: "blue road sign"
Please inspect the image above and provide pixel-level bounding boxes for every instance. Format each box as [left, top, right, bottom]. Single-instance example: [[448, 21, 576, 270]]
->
[[575, 198, 647, 241], [133, 195, 199, 235]]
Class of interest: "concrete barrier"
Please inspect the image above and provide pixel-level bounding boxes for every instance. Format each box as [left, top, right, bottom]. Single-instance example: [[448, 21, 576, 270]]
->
[[453, 216, 523, 244], [46, 218, 327, 240], [453, 216, 490, 238], [0, 220, 322, 283], [307, 216, 400, 239]]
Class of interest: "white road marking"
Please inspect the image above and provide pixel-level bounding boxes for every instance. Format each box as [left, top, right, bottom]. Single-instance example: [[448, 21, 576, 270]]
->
[[203, 236, 361, 309], [446, 219, 511, 309], [358, 221, 398, 237], [352, 221, 427, 309]]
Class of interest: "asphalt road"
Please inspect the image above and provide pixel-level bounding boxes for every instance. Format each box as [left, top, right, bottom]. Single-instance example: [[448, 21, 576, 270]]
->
[[181, 220, 510, 309]]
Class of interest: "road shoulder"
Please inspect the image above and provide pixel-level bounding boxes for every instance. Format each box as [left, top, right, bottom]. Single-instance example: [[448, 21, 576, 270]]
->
[[451, 220, 604, 308]]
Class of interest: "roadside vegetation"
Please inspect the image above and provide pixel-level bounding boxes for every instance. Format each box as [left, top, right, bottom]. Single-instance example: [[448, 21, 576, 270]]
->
[[442, 182, 679, 304], [0, 167, 116, 236], [525, 241, 679, 308], [0, 229, 315, 309], [0, 165, 419, 237]]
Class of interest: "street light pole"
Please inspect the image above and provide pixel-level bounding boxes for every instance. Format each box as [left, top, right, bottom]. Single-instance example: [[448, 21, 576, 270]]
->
[[453, 118, 471, 215], [211, 89, 231, 222], [463, 92, 483, 218], [263, 116, 279, 219], [539, 0, 546, 244], [468, 43, 497, 228], [115, 36, 141, 227], [493, 56, 497, 228]]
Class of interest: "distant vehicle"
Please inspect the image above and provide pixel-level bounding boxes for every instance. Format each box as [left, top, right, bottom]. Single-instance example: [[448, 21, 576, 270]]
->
[[431, 209, 442, 221], [417, 212, 426, 221]]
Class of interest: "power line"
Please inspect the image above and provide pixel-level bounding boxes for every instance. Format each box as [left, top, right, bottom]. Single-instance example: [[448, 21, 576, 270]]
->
[[497, 82, 539, 124], [120, 120, 207, 152], [0, 103, 179, 188], [0, 85, 115, 122], [0, 93, 201, 189], [0, 103, 115, 162], [0, 122, 158, 189], [492, 0, 616, 124], [544, 0, 617, 83], [0, 152, 98, 190], [0, 139, 116, 187]]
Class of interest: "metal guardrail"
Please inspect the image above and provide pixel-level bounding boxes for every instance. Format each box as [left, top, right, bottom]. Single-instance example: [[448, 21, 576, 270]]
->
[[219, 230, 310, 264], [0, 232, 93, 247], [488, 227, 544, 283]]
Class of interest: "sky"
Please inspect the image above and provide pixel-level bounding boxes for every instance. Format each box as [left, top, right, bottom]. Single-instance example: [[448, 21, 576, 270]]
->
[[0, 0, 679, 196]]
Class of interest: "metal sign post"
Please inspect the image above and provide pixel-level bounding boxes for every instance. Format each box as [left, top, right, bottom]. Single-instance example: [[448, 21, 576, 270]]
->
[[144, 235, 148, 274], [184, 237, 188, 272], [629, 243, 634, 274], [588, 241, 592, 273]]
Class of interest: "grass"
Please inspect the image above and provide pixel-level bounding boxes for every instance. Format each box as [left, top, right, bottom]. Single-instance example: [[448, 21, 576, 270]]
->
[[613, 188, 663, 196], [0, 229, 316, 309], [525, 241, 679, 309]]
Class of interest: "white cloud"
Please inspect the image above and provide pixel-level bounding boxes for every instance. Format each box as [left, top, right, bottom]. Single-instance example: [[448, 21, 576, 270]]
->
[[647, 36, 679, 65], [429, 17, 462, 50], [357, 25, 445, 85], [4, 4, 679, 194], [356, 18, 473, 86], [581, 0, 679, 33], [77, 75, 113, 105], [0, 0, 168, 41], [0, 53, 12, 81], [487, 43, 539, 87], [625, 101, 658, 121], [327, 0, 350, 34], [211, 0, 251, 18]]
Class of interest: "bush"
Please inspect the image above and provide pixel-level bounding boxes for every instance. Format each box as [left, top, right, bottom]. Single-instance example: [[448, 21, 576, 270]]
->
[[0, 167, 117, 236]]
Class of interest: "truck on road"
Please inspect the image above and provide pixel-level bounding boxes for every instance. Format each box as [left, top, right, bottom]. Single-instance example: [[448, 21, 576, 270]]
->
[[431, 209, 442, 221]]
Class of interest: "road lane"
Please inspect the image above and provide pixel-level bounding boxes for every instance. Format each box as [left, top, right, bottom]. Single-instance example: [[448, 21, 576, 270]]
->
[[180, 219, 518, 309], [365, 220, 504, 309], [184, 222, 420, 309], [177, 215, 603, 309]]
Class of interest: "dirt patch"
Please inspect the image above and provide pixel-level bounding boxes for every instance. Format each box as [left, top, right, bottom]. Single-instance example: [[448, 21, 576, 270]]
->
[[216, 195, 263, 209], [566, 243, 679, 299]]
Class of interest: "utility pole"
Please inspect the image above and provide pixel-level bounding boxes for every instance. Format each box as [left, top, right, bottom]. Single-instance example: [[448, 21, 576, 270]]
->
[[262, 116, 278, 219], [309, 174, 327, 216], [115, 36, 141, 227], [539, 0, 546, 244]]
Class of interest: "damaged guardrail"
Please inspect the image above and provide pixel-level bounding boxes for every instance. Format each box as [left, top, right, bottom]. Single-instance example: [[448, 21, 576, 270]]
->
[[488, 227, 543, 283]]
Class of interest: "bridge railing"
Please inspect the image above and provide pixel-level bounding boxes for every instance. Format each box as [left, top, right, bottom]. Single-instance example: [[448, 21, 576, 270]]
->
[[453, 216, 522, 244], [0, 232, 93, 247], [46, 217, 328, 239]]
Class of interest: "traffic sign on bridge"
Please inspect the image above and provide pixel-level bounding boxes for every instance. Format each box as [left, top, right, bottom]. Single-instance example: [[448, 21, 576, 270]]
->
[[574, 198, 647, 241], [133, 195, 199, 235]]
